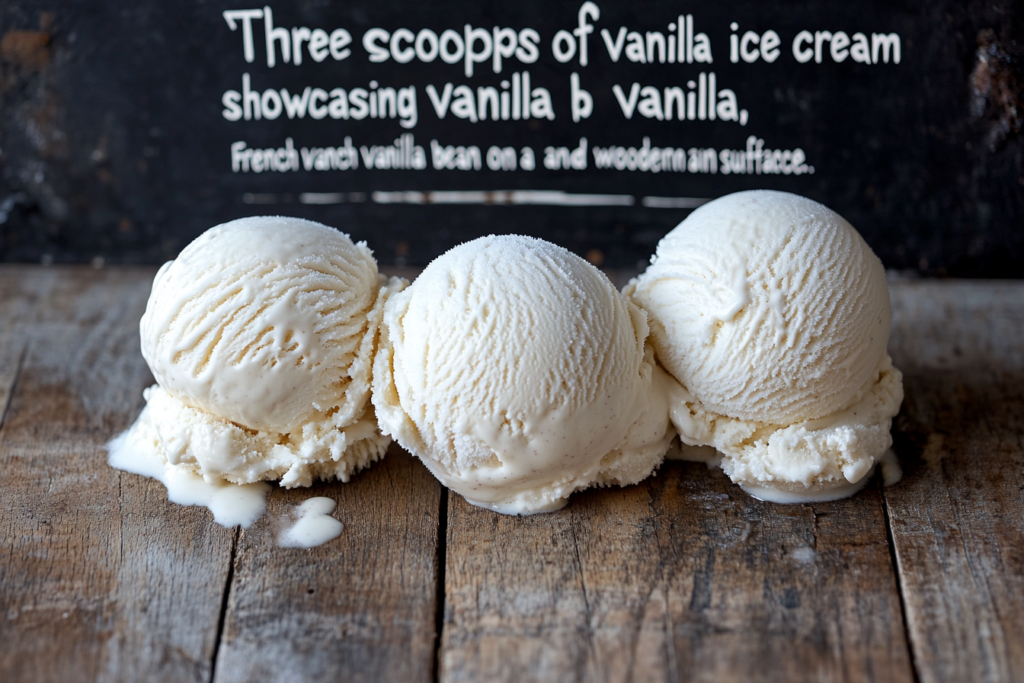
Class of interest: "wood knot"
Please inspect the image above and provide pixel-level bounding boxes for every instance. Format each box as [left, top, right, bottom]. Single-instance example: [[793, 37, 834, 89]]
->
[[0, 30, 51, 70]]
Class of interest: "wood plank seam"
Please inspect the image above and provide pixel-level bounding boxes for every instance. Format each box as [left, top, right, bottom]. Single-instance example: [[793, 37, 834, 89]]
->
[[660, 587, 681, 682], [883, 282, 1024, 683], [209, 527, 241, 683], [214, 446, 443, 682], [433, 488, 449, 683], [568, 514, 595, 663], [0, 267, 242, 682], [882, 491, 922, 683], [0, 344, 27, 435], [118, 473, 124, 565]]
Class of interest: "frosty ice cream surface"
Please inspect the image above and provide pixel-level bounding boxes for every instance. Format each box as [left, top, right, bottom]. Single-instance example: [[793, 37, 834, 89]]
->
[[630, 190, 902, 502], [109, 191, 902, 520], [372, 235, 674, 514]]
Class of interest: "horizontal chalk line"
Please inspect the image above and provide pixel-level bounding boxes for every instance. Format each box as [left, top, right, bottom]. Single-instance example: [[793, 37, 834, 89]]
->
[[243, 191, 710, 209], [641, 196, 711, 209]]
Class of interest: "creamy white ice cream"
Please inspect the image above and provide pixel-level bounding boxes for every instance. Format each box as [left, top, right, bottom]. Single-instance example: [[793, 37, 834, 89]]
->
[[630, 190, 903, 501], [122, 216, 403, 487], [373, 235, 673, 514]]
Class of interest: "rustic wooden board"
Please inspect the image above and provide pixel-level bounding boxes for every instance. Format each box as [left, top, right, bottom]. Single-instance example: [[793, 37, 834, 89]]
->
[[0, 266, 237, 683], [886, 281, 1024, 683], [439, 463, 913, 683], [211, 444, 443, 683], [3, 267, 1024, 683]]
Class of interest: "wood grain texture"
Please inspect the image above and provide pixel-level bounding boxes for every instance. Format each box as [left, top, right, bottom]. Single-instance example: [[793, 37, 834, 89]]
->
[[886, 281, 1024, 683], [0, 266, 236, 683], [3, 268, 1024, 683], [212, 444, 443, 683], [440, 464, 912, 683]]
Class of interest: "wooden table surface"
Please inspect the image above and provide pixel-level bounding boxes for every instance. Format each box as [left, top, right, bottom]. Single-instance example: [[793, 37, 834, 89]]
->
[[1, 265, 1021, 683]]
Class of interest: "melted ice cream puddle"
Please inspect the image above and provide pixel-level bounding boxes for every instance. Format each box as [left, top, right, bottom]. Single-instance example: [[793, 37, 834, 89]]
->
[[739, 476, 872, 504], [879, 449, 903, 486], [277, 498, 343, 548], [109, 427, 347, 542], [672, 442, 903, 504], [108, 429, 269, 528], [740, 451, 902, 504]]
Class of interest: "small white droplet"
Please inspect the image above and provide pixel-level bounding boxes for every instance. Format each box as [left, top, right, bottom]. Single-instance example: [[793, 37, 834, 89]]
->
[[277, 497, 343, 548]]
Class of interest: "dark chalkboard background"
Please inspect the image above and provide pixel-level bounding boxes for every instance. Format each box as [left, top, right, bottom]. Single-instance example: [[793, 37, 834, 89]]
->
[[0, 0, 1021, 275]]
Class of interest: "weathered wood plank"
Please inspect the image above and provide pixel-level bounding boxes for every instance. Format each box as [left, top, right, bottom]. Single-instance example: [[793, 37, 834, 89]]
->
[[0, 266, 61, 427], [0, 266, 236, 683], [886, 281, 1024, 683], [212, 444, 442, 683], [440, 461, 912, 682], [3, 266, 1022, 683]]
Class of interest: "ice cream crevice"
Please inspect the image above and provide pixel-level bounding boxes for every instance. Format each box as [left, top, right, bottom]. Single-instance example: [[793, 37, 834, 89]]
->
[[714, 263, 750, 324]]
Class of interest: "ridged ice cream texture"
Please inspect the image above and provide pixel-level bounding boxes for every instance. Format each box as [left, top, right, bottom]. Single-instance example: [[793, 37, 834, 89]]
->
[[630, 190, 903, 497], [373, 235, 674, 514], [134, 216, 402, 486]]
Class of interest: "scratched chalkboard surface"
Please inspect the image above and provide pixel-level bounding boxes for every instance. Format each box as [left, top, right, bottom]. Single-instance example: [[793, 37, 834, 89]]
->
[[0, 0, 1021, 275]]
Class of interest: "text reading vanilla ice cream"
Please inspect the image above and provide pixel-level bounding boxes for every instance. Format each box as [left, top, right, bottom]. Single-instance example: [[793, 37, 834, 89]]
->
[[110, 217, 404, 513], [629, 190, 903, 502], [373, 235, 673, 515]]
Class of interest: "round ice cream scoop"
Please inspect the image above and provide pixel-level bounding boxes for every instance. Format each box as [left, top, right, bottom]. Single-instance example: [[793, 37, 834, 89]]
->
[[141, 216, 383, 436], [631, 190, 891, 425], [630, 190, 902, 503], [372, 235, 673, 514]]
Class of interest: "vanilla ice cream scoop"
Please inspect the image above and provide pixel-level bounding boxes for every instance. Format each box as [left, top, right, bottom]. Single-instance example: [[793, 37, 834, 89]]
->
[[633, 190, 890, 424], [630, 190, 903, 502], [122, 216, 403, 487], [142, 216, 382, 434], [373, 235, 673, 515]]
